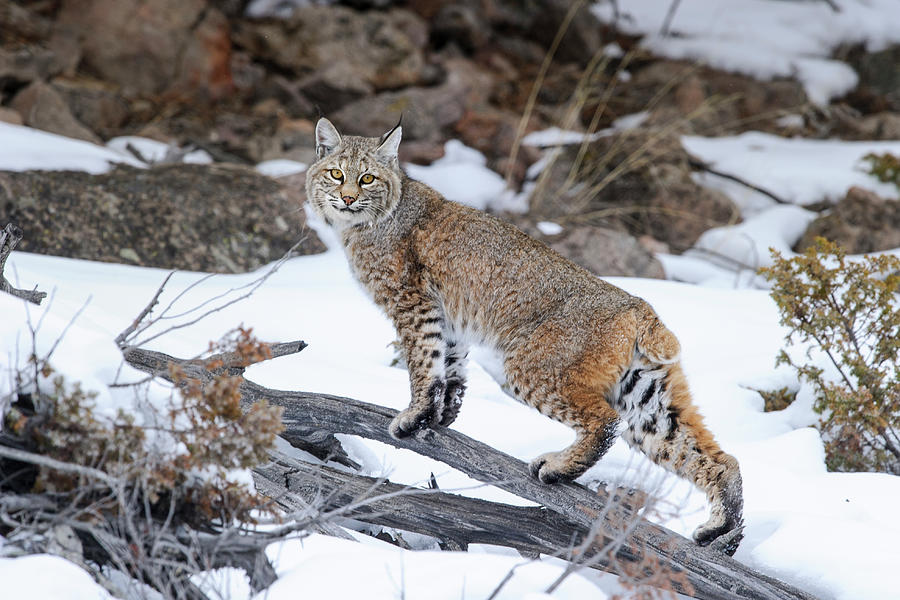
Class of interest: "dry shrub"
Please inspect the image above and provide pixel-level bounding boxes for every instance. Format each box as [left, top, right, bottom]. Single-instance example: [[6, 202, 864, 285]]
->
[[760, 238, 900, 474], [863, 152, 900, 189], [1, 327, 284, 595]]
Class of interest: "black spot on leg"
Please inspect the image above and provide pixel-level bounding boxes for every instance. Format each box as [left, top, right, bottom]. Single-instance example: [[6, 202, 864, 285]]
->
[[622, 369, 642, 395], [641, 419, 657, 435], [640, 380, 657, 405], [422, 331, 442, 339], [513, 386, 520, 396], [666, 405, 681, 441], [431, 349, 441, 358]]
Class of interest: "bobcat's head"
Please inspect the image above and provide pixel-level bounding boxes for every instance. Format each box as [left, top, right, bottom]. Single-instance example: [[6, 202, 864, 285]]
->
[[306, 118, 403, 227]]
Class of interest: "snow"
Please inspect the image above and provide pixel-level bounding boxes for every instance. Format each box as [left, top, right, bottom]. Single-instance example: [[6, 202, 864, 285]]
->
[[0, 554, 113, 599], [404, 140, 523, 212], [262, 534, 606, 600], [4, 121, 900, 599], [106, 136, 213, 165], [592, 0, 900, 105], [255, 159, 308, 177], [0, 122, 143, 173], [6, 234, 900, 599], [536, 221, 563, 236], [683, 132, 900, 206]]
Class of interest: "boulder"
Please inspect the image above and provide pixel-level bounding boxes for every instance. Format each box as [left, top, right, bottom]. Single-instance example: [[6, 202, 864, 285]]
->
[[0, 106, 22, 124], [55, 0, 232, 98], [0, 45, 66, 84], [50, 77, 130, 139], [508, 219, 665, 278], [0, 0, 52, 44], [329, 59, 490, 140], [795, 186, 900, 254], [1, 164, 325, 273], [233, 6, 428, 112], [10, 80, 100, 143]]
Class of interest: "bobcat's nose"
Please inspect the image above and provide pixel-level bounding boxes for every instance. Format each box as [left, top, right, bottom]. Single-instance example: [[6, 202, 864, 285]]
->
[[342, 195, 357, 206]]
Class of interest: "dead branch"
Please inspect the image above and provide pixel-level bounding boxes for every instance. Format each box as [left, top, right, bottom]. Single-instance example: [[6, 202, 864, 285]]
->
[[123, 344, 816, 600], [688, 157, 789, 205], [0, 223, 47, 305]]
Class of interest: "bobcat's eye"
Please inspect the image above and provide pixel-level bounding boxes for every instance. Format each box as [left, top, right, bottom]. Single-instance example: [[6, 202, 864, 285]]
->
[[360, 173, 375, 185], [329, 168, 344, 181]]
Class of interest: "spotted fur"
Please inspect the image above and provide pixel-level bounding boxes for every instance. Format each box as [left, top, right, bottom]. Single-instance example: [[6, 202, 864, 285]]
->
[[306, 118, 744, 551]]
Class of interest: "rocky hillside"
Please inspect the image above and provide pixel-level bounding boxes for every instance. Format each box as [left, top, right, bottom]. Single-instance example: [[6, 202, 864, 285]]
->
[[2, 0, 899, 274]]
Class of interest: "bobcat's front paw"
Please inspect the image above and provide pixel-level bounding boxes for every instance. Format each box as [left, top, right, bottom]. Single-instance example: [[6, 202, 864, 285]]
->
[[528, 451, 573, 485], [389, 404, 439, 439], [438, 379, 465, 427]]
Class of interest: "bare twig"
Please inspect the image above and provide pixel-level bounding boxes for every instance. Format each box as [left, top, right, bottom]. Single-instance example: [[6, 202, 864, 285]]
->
[[659, 0, 683, 36], [0, 223, 47, 305], [117, 238, 305, 350], [689, 157, 789, 205], [0, 445, 115, 485]]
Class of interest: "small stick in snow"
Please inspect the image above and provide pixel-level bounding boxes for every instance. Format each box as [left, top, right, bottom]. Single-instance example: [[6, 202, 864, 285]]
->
[[0, 223, 47, 305], [688, 158, 790, 205]]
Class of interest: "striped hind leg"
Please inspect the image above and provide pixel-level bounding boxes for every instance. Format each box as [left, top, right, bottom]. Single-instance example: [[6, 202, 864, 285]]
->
[[529, 410, 620, 484], [615, 361, 744, 553]]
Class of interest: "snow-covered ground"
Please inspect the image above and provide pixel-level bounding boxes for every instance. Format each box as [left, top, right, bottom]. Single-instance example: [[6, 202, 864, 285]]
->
[[592, 0, 900, 105], [2, 121, 899, 599]]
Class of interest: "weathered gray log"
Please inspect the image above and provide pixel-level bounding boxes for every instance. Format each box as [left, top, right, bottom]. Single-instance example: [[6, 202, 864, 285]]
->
[[0, 223, 47, 305], [123, 345, 817, 600], [255, 450, 614, 560]]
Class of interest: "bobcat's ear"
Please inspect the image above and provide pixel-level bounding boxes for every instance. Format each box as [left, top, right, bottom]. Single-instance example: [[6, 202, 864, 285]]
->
[[375, 121, 402, 165], [316, 118, 342, 159]]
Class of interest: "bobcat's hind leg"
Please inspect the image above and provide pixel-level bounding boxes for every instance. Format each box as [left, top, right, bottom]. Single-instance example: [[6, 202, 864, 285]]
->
[[529, 415, 620, 484], [619, 363, 744, 553]]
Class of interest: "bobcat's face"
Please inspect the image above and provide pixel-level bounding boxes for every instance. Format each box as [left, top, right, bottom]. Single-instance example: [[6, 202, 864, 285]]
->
[[307, 118, 402, 227]]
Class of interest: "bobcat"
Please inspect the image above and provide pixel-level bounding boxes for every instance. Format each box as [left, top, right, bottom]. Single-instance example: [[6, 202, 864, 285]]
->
[[306, 117, 744, 550]]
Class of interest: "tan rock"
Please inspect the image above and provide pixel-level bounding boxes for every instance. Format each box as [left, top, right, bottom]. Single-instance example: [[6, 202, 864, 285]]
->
[[0, 107, 23, 125], [10, 81, 100, 143]]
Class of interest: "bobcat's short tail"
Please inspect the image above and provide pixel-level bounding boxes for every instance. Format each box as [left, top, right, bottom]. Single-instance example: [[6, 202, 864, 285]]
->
[[635, 307, 680, 364]]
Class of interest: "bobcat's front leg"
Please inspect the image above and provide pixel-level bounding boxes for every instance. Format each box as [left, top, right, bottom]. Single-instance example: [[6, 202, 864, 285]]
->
[[388, 296, 448, 439], [440, 340, 469, 427]]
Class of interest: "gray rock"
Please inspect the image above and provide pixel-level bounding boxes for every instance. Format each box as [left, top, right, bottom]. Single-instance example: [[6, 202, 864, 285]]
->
[[796, 186, 900, 254], [510, 219, 665, 278], [233, 6, 428, 113], [0, 45, 65, 84], [1, 164, 325, 273], [50, 77, 130, 139], [330, 59, 489, 140]]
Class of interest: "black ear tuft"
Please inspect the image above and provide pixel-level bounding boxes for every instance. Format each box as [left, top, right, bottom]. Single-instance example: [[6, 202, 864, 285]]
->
[[375, 116, 403, 164], [379, 114, 403, 146]]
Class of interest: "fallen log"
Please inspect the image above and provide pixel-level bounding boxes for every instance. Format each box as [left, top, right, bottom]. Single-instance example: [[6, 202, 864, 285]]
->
[[124, 345, 816, 600]]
